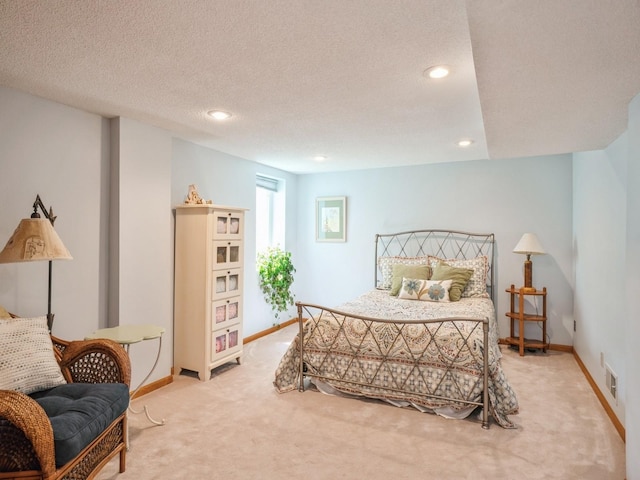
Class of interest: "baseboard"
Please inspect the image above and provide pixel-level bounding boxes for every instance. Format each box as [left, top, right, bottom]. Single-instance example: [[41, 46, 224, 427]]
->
[[548, 343, 573, 353], [573, 351, 625, 442], [131, 374, 173, 399], [243, 317, 298, 344], [498, 338, 572, 353]]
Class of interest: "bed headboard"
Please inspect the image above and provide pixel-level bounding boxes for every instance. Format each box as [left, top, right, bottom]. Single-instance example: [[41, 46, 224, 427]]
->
[[375, 229, 496, 303]]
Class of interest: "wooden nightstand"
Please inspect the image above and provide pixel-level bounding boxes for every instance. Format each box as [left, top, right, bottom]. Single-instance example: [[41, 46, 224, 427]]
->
[[504, 284, 549, 356]]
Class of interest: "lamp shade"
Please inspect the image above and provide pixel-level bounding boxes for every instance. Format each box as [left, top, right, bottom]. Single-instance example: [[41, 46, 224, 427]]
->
[[0, 218, 72, 263], [513, 233, 545, 256]]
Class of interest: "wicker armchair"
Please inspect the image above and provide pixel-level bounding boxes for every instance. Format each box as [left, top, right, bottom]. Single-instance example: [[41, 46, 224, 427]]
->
[[0, 331, 131, 480]]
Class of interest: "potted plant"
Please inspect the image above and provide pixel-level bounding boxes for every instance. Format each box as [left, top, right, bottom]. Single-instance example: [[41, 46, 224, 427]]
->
[[256, 246, 296, 326]]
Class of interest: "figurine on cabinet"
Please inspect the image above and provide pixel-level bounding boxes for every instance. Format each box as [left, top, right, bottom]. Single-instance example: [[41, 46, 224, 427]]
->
[[184, 184, 212, 205]]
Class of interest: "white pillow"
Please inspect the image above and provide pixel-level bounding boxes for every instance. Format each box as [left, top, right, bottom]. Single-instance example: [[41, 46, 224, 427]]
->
[[0, 316, 67, 394], [428, 255, 489, 298], [377, 256, 428, 289], [398, 278, 453, 302]]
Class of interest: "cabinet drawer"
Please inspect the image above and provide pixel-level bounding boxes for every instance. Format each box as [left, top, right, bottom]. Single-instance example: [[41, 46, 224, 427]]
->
[[213, 268, 242, 299], [214, 211, 244, 240], [212, 324, 242, 361], [212, 297, 242, 330], [213, 240, 242, 270]]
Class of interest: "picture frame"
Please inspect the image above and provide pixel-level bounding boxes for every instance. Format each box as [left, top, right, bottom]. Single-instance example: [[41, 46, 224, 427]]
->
[[316, 196, 346, 242]]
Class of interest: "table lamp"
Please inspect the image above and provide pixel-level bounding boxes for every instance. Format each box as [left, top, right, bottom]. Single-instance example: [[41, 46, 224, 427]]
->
[[0, 195, 72, 331], [513, 233, 545, 293]]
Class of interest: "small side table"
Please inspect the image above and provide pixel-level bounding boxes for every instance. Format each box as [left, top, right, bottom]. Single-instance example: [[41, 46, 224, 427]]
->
[[86, 324, 166, 427], [504, 285, 549, 356]]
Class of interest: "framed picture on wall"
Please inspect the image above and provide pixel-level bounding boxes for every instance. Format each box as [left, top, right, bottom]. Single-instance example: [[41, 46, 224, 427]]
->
[[316, 196, 346, 242]]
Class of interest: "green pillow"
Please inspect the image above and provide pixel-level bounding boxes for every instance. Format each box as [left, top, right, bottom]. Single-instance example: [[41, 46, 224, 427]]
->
[[390, 264, 431, 296], [430, 262, 473, 301]]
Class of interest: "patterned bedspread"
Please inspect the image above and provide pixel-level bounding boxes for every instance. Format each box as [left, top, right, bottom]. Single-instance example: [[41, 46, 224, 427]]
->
[[274, 290, 519, 428]]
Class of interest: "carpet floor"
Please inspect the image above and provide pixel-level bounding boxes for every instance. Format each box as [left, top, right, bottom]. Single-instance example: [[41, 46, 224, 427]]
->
[[96, 323, 625, 480]]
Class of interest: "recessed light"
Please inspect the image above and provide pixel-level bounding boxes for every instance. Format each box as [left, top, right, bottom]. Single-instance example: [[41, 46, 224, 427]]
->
[[207, 110, 232, 120], [424, 65, 450, 79], [457, 139, 474, 147], [313, 155, 327, 162]]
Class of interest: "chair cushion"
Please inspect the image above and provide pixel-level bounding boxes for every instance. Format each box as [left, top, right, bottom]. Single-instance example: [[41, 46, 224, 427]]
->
[[30, 383, 129, 467]]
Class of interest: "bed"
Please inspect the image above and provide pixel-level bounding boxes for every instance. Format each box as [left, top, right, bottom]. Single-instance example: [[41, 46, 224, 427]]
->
[[274, 230, 519, 429]]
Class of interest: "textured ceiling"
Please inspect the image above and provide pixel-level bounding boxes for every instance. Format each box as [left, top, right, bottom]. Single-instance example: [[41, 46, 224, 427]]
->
[[1, 0, 639, 174]]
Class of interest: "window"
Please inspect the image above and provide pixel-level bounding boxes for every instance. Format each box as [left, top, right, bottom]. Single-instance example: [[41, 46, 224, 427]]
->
[[256, 174, 285, 253]]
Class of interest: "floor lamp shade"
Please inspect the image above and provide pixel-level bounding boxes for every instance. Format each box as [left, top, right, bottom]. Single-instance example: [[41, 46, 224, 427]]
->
[[0, 218, 72, 262], [513, 233, 545, 292]]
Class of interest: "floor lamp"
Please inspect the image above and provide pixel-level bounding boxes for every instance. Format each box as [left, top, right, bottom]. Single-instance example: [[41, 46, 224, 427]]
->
[[0, 195, 72, 331]]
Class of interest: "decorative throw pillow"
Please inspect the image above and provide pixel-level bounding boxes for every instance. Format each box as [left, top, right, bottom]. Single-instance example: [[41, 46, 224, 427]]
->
[[0, 305, 10, 318], [389, 264, 431, 296], [0, 316, 67, 394], [398, 278, 453, 302], [428, 255, 489, 298], [377, 256, 428, 290], [430, 262, 474, 301]]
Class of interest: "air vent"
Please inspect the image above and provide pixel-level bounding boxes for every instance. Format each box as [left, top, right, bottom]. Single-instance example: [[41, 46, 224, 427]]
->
[[605, 364, 618, 403]]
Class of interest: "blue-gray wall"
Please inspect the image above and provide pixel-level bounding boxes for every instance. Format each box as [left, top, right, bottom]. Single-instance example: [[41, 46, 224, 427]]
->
[[627, 92, 640, 480], [295, 156, 574, 347], [573, 135, 628, 426], [572, 90, 640, 477], [170, 138, 300, 333], [0, 87, 108, 339]]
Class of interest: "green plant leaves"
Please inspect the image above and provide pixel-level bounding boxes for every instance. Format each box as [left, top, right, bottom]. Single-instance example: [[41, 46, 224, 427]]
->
[[256, 247, 296, 322]]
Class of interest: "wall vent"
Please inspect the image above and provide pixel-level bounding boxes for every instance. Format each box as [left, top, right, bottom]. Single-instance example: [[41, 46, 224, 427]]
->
[[605, 364, 618, 403]]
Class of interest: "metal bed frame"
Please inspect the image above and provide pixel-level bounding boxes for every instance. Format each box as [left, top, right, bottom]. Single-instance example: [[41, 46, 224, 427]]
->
[[296, 230, 496, 429], [375, 229, 495, 303]]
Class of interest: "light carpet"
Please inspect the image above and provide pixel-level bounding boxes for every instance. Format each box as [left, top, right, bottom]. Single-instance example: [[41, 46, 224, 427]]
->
[[96, 324, 625, 480]]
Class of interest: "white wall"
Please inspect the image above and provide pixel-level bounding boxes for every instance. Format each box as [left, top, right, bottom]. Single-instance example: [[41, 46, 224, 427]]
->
[[0, 87, 109, 340], [625, 93, 640, 479], [573, 136, 628, 425], [295, 155, 575, 347], [110, 117, 174, 387], [171, 138, 299, 335]]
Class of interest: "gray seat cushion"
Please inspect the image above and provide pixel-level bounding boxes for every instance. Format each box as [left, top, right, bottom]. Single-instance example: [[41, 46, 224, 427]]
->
[[30, 383, 129, 467]]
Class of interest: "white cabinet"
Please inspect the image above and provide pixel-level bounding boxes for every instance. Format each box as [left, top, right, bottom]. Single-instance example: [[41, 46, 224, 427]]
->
[[174, 205, 246, 381]]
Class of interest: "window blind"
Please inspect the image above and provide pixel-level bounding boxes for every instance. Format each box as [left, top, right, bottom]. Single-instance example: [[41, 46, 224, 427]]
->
[[256, 174, 279, 192]]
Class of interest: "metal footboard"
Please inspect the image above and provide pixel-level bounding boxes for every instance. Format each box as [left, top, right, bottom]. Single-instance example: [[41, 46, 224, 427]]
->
[[297, 302, 491, 429]]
